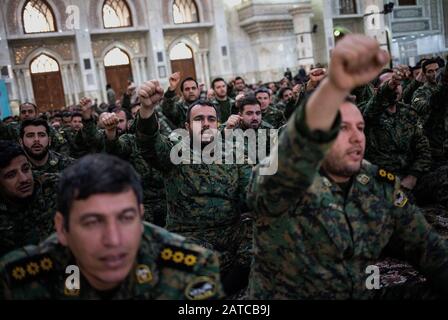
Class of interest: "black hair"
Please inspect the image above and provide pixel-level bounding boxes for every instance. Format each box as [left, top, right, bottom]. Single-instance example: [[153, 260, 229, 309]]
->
[[71, 112, 83, 120], [19, 102, 37, 112], [20, 119, 50, 139], [111, 108, 132, 121], [180, 77, 199, 92], [239, 94, 261, 113], [278, 87, 293, 99], [106, 84, 112, 89], [57, 154, 143, 230], [0, 140, 26, 169], [185, 100, 219, 124], [255, 87, 271, 97], [234, 76, 245, 84], [211, 77, 226, 90], [422, 58, 439, 73]]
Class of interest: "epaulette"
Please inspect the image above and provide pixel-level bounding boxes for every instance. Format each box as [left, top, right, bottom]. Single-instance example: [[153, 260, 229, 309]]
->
[[4, 254, 55, 286], [377, 168, 396, 184], [157, 244, 199, 272]]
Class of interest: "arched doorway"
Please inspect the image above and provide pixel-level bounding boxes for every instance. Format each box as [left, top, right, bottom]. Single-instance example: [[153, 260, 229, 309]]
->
[[104, 47, 133, 100], [30, 53, 65, 112], [170, 42, 196, 82]]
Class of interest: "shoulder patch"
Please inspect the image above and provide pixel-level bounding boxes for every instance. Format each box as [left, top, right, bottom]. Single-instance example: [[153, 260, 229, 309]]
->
[[4, 254, 54, 286], [394, 190, 408, 208], [158, 245, 199, 272], [356, 174, 370, 185], [184, 276, 218, 300], [377, 169, 396, 184]]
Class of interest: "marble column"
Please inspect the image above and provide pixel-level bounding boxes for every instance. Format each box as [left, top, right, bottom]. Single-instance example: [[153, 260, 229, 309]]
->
[[69, 64, 79, 102], [97, 62, 107, 103], [61, 65, 73, 106], [289, 2, 315, 67]]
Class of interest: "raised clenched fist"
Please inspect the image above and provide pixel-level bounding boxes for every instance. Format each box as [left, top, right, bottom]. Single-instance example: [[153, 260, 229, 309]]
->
[[328, 34, 390, 92], [100, 112, 119, 132], [169, 72, 181, 91], [137, 80, 164, 118], [79, 97, 93, 120], [225, 114, 242, 129]]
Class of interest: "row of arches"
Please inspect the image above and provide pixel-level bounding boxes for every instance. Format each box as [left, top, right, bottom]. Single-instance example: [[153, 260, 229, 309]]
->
[[27, 42, 196, 111], [22, 0, 200, 34]]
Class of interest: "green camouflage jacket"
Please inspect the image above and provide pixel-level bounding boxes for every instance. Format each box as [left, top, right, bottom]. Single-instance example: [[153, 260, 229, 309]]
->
[[411, 82, 439, 125], [262, 105, 286, 129], [0, 173, 59, 257], [0, 223, 223, 300], [104, 133, 167, 226], [30, 150, 75, 174], [247, 105, 448, 299], [363, 84, 431, 178], [161, 90, 189, 129], [136, 113, 252, 272]]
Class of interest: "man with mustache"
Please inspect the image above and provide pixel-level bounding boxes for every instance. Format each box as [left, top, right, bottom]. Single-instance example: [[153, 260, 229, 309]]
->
[[0, 140, 58, 257], [19, 119, 74, 174], [224, 95, 274, 163], [363, 68, 431, 192], [0, 103, 68, 155], [160, 72, 200, 129], [248, 34, 448, 299], [0, 154, 223, 300], [136, 84, 252, 296], [254, 87, 286, 129], [412, 58, 441, 125]]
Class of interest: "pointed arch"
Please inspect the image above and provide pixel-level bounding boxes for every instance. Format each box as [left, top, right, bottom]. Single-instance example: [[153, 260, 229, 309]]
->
[[102, 0, 133, 28], [22, 0, 57, 34], [172, 0, 200, 24]]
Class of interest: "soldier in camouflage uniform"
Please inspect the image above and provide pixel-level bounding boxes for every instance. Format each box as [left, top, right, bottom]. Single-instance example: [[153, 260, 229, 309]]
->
[[0, 103, 69, 155], [0, 140, 58, 257], [160, 72, 200, 129], [0, 154, 223, 300], [99, 111, 168, 227], [19, 119, 74, 174], [254, 87, 286, 128], [223, 95, 274, 163], [415, 66, 448, 208], [411, 59, 441, 125], [248, 35, 448, 299], [136, 84, 252, 296], [363, 68, 431, 192], [211, 78, 236, 123]]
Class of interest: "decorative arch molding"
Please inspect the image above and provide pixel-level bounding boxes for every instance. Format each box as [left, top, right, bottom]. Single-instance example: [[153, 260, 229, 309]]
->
[[167, 0, 205, 25], [167, 36, 200, 57], [23, 47, 66, 68], [99, 42, 136, 62], [96, 0, 138, 29], [17, 0, 63, 34]]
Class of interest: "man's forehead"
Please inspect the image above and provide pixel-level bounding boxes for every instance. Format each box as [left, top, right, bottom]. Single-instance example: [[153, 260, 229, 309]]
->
[[340, 102, 364, 123], [190, 105, 217, 117], [2, 155, 29, 171], [24, 125, 46, 133], [427, 63, 439, 70], [243, 104, 261, 112], [183, 81, 197, 88]]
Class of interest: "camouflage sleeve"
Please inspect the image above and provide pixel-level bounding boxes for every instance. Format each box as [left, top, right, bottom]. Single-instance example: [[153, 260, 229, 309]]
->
[[49, 126, 70, 156], [75, 119, 105, 153], [161, 90, 181, 127], [402, 79, 423, 104], [237, 164, 252, 213], [136, 112, 175, 173], [104, 134, 133, 158], [190, 250, 225, 300], [389, 203, 448, 296], [362, 84, 397, 122], [248, 104, 340, 217], [408, 123, 431, 178], [411, 88, 432, 124]]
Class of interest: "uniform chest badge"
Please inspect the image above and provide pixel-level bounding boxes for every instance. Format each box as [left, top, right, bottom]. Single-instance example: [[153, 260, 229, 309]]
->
[[184, 276, 217, 300], [394, 190, 408, 208], [49, 159, 58, 166], [322, 177, 332, 188], [135, 264, 153, 284], [357, 174, 370, 185]]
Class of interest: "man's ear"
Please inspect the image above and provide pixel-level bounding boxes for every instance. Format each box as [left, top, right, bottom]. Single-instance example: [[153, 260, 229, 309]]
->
[[185, 122, 190, 131], [139, 204, 145, 233], [19, 138, 23, 147], [54, 212, 68, 246]]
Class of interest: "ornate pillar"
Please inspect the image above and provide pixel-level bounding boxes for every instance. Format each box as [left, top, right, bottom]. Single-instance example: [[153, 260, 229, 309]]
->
[[97, 61, 107, 103], [289, 2, 315, 67], [69, 64, 79, 102], [61, 65, 73, 106]]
